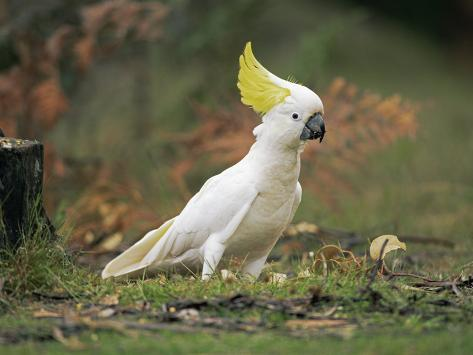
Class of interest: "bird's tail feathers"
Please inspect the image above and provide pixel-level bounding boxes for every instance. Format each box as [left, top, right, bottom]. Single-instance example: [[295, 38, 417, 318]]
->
[[101, 217, 176, 279]]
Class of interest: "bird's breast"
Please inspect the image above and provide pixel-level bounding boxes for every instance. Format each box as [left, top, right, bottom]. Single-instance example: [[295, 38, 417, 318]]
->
[[223, 145, 301, 261], [224, 186, 297, 261]]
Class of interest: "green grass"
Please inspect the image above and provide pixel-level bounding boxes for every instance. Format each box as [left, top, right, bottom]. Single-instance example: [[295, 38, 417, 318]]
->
[[4, 327, 473, 355], [0, 199, 97, 307], [1, 206, 470, 350], [1, 251, 472, 352]]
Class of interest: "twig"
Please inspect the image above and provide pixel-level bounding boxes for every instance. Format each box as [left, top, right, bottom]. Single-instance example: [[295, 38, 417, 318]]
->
[[382, 264, 435, 283], [398, 235, 454, 248], [121, 321, 224, 334], [311, 225, 454, 249], [383, 265, 465, 297], [32, 291, 73, 300], [451, 277, 464, 298], [361, 239, 388, 293]]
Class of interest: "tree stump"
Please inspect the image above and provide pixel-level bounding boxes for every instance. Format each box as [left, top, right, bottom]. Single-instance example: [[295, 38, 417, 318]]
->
[[0, 135, 54, 248]]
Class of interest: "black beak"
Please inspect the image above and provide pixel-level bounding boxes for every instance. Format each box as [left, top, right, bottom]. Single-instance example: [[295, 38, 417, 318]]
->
[[300, 113, 325, 142]]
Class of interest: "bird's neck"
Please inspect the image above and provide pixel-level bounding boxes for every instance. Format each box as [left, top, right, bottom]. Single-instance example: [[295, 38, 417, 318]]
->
[[247, 138, 302, 188]]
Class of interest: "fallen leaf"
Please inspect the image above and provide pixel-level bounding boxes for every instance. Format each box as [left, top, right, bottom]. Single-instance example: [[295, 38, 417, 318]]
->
[[52, 327, 87, 350], [269, 272, 287, 284], [284, 222, 320, 237], [297, 268, 311, 278], [399, 284, 432, 293], [176, 308, 200, 321], [97, 308, 116, 318], [33, 309, 62, 318], [84, 231, 95, 245], [99, 294, 119, 306], [312, 245, 361, 275], [81, 318, 138, 338], [370, 235, 407, 261], [96, 233, 123, 252], [286, 319, 349, 330], [221, 269, 237, 282], [315, 245, 344, 261]]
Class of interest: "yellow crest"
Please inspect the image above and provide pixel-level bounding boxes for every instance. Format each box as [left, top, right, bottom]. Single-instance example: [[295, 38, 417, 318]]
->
[[237, 42, 290, 115]]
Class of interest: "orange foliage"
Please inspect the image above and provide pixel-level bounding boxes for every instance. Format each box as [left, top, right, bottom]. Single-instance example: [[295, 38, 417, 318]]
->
[[29, 78, 69, 131], [172, 78, 418, 206], [65, 167, 160, 252], [0, 0, 168, 141], [0, 1, 168, 254]]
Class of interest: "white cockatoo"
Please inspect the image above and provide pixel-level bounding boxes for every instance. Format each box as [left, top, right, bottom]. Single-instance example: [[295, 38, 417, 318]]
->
[[102, 42, 325, 280]]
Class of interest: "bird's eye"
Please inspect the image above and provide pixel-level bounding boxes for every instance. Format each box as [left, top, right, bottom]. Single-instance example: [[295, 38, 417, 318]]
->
[[292, 113, 299, 120]]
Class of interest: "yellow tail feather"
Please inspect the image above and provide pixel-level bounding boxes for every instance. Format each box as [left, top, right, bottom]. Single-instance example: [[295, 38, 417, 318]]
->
[[101, 217, 175, 279]]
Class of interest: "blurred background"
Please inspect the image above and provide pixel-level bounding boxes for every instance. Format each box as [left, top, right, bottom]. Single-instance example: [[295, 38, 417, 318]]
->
[[0, 0, 472, 270]]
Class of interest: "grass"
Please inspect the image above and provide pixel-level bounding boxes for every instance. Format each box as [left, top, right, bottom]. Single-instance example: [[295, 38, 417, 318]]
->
[[4, 327, 473, 355], [1, 229, 472, 353], [1, 272, 473, 353], [0, 200, 94, 307]]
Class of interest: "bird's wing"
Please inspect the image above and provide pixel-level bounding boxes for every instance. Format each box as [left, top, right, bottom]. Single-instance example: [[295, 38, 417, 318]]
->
[[142, 169, 258, 264], [102, 167, 258, 278], [288, 181, 302, 223]]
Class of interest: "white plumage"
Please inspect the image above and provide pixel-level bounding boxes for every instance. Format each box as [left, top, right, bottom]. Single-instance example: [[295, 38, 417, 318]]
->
[[102, 42, 325, 280]]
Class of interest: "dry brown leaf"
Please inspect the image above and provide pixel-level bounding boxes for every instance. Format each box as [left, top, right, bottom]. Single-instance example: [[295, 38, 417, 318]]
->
[[316, 245, 344, 261], [269, 272, 287, 285], [297, 268, 311, 278], [29, 78, 69, 130], [284, 222, 320, 237], [52, 327, 87, 350], [33, 309, 62, 318], [74, 35, 95, 72], [99, 294, 119, 306], [96, 233, 123, 252], [369, 235, 407, 261], [220, 269, 237, 283], [97, 308, 116, 318], [286, 319, 349, 330], [312, 244, 362, 275], [176, 308, 200, 321], [81, 318, 138, 338]]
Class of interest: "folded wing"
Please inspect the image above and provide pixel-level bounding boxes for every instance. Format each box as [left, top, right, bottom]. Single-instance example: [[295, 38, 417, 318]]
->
[[102, 168, 258, 279]]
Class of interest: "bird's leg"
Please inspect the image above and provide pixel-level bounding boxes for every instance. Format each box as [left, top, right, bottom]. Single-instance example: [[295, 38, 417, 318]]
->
[[242, 253, 269, 279], [201, 238, 225, 280]]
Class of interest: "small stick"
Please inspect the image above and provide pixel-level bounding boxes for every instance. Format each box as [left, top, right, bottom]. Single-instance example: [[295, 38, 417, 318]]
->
[[362, 239, 388, 292], [383, 264, 436, 283], [311, 225, 454, 249], [383, 265, 464, 297]]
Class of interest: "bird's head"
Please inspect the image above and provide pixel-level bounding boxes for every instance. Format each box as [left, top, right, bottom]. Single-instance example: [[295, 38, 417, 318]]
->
[[237, 42, 325, 150]]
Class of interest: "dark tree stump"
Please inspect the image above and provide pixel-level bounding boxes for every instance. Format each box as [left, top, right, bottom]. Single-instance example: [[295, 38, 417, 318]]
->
[[0, 136, 54, 248]]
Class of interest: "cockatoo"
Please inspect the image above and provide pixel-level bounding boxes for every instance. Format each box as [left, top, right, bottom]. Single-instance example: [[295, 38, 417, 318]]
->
[[102, 42, 325, 280]]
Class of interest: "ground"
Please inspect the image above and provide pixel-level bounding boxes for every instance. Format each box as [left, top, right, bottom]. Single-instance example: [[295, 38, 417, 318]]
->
[[1, 231, 473, 354]]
